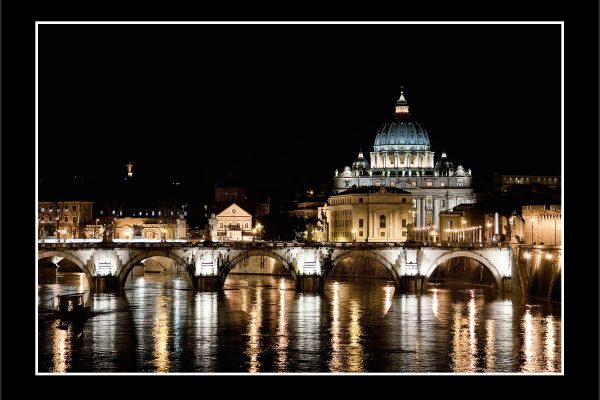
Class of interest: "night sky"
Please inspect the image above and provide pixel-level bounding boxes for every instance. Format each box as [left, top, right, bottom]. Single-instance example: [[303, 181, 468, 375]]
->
[[38, 23, 561, 198]]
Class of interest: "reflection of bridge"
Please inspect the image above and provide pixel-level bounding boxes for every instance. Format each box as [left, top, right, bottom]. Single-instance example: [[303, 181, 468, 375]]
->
[[38, 242, 514, 293]]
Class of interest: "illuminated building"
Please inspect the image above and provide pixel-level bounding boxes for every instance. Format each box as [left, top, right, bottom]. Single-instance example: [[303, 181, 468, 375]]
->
[[319, 186, 413, 242], [332, 88, 475, 238], [38, 200, 94, 239], [215, 203, 253, 241]]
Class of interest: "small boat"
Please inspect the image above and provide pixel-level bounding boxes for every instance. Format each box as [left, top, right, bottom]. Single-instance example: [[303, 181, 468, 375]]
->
[[51, 292, 91, 321]]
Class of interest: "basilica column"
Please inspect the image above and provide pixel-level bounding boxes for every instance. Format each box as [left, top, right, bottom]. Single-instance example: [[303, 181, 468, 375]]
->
[[420, 196, 426, 241], [433, 197, 440, 240], [415, 197, 421, 231]]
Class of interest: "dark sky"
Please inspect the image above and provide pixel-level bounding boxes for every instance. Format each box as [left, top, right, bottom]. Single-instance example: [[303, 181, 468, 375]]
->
[[39, 23, 561, 197]]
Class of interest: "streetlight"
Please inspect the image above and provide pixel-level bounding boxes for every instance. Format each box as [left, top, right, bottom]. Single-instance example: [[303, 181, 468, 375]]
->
[[486, 222, 492, 242], [552, 216, 556, 245], [95, 218, 99, 239], [531, 217, 535, 244], [255, 223, 263, 240]]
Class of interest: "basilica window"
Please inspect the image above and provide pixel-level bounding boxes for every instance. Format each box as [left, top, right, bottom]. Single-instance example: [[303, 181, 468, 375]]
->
[[440, 181, 446, 187], [457, 179, 463, 187], [359, 219, 364, 228], [64, 216, 69, 223], [359, 198, 363, 203], [359, 231, 364, 237], [402, 219, 407, 228], [402, 197, 406, 203], [441, 199, 446, 208], [379, 215, 386, 228]]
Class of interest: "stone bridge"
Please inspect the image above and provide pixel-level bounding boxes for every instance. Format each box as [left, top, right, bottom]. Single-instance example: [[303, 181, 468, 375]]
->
[[38, 241, 513, 293]]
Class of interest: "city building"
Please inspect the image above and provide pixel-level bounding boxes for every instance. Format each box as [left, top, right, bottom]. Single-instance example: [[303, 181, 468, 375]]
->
[[319, 186, 413, 242], [287, 201, 324, 219], [215, 184, 247, 211], [522, 205, 561, 245], [111, 216, 187, 240], [495, 174, 560, 192], [215, 203, 253, 241], [38, 200, 94, 239], [255, 198, 271, 217], [332, 88, 475, 235]]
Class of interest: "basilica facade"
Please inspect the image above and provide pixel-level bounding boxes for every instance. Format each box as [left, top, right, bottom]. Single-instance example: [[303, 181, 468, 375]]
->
[[332, 89, 475, 238]]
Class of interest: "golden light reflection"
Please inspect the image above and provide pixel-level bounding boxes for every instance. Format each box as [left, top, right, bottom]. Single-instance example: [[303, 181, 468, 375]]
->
[[382, 286, 393, 316], [247, 286, 263, 373], [484, 319, 496, 372], [450, 294, 477, 372], [52, 321, 68, 372], [195, 292, 217, 370], [241, 283, 249, 313], [521, 307, 544, 372], [469, 291, 476, 354], [276, 278, 288, 371], [329, 281, 341, 372], [347, 299, 364, 372], [432, 288, 438, 318], [153, 295, 170, 372], [545, 316, 556, 372]]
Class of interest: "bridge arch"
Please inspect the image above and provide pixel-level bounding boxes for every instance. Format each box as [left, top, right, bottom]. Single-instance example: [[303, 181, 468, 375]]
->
[[38, 250, 94, 288], [424, 250, 502, 288], [118, 250, 188, 289], [329, 250, 400, 286], [221, 249, 296, 283]]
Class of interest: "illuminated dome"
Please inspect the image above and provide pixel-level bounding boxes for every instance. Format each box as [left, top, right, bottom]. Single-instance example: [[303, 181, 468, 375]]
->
[[352, 149, 369, 169], [373, 89, 430, 151], [435, 151, 454, 176]]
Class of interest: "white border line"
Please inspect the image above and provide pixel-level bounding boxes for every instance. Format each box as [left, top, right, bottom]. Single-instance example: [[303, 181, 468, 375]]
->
[[560, 20, 564, 373], [35, 21, 564, 24], [35, 21, 564, 376], [35, 21, 39, 374]]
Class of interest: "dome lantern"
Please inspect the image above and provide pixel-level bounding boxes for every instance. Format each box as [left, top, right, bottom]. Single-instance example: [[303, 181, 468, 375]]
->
[[373, 87, 430, 152], [394, 86, 410, 116]]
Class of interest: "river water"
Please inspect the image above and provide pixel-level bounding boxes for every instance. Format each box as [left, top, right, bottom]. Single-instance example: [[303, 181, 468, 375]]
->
[[37, 271, 561, 373]]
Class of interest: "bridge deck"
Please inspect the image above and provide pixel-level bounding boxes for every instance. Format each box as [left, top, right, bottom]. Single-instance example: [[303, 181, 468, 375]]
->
[[38, 241, 512, 250]]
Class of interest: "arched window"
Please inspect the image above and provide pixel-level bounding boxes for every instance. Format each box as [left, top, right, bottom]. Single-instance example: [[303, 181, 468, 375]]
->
[[379, 215, 386, 228]]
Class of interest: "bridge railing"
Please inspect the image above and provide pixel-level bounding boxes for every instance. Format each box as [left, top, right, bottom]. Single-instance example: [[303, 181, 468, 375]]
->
[[37, 240, 512, 250]]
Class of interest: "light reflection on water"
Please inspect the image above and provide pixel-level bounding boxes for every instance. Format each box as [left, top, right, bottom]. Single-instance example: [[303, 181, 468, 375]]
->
[[38, 272, 561, 373]]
